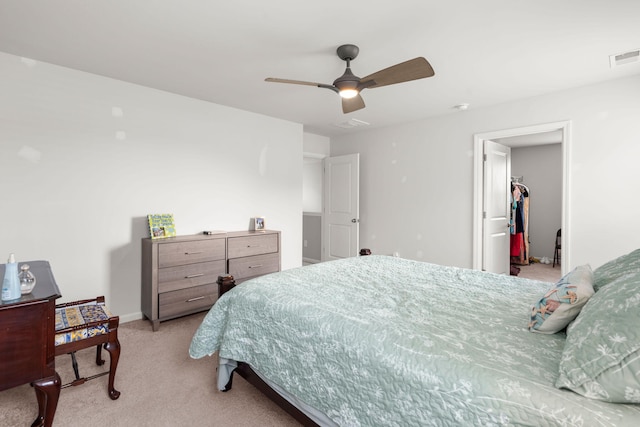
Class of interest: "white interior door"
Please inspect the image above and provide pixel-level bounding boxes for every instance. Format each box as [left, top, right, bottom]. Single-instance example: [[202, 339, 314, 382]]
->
[[322, 154, 360, 261], [483, 140, 511, 274]]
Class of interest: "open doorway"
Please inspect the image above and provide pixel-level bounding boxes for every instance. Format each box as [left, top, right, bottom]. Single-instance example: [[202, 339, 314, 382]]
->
[[302, 153, 361, 264], [473, 121, 571, 278], [499, 137, 562, 282], [303, 154, 324, 265]]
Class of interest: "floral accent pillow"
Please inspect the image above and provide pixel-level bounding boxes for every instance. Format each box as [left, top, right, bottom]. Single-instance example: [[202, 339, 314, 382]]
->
[[528, 265, 594, 334], [555, 267, 640, 402]]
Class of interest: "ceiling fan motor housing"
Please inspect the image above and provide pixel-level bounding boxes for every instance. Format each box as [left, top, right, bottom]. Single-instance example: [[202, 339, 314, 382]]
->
[[333, 67, 360, 91], [334, 44, 362, 91], [336, 44, 359, 61]]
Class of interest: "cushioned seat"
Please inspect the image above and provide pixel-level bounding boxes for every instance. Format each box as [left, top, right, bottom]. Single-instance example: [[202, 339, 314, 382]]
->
[[54, 296, 121, 400]]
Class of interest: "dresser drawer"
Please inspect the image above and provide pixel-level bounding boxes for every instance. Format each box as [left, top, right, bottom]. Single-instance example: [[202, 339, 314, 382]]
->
[[158, 260, 225, 294], [227, 233, 278, 258], [158, 284, 217, 319], [229, 252, 280, 281], [158, 238, 226, 268]]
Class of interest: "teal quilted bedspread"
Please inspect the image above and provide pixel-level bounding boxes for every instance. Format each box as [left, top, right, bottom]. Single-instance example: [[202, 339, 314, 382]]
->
[[189, 256, 640, 426]]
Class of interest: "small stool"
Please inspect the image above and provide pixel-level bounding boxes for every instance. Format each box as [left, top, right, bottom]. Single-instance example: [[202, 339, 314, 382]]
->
[[54, 296, 121, 400]]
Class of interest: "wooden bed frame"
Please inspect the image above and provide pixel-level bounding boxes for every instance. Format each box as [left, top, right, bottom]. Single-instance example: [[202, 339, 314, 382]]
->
[[230, 362, 319, 426]]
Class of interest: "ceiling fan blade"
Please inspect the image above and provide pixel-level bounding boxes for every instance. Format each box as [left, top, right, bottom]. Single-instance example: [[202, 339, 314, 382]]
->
[[265, 77, 338, 93], [265, 77, 321, 86], [342, 94, 365, 114], [359, 57, 435, 89]]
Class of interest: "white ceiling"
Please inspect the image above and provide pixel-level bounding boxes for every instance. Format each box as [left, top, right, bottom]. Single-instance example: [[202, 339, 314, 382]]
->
[[1, 1, 639, 137]]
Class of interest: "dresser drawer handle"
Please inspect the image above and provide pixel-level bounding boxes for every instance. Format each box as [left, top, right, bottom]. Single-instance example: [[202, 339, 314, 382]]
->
[[186, 296, 206, 303], [185, 251, 203, 255], [185, 273, 204, 279], [246, 245, 260, 248], [249, 264, 263, 269]]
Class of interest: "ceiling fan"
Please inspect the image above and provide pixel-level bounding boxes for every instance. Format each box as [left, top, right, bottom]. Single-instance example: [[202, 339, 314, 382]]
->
[[265, 44, 435, 114]]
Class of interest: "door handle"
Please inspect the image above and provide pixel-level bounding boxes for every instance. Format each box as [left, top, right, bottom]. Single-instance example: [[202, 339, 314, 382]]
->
[[351, 218, 359, 223]]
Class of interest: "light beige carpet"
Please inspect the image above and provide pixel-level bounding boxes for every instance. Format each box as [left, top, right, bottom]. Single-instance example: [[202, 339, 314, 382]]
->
[[516, 261, 563, 282], [0, 312, 300, 427]]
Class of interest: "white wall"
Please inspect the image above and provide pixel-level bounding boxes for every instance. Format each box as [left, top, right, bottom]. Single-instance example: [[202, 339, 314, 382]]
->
[[302, 132, 329, 213], [331, 75, 640, 270], [302, 158, 323, 213], [303, 132, 330, 158], [0, 52, 303, 321]]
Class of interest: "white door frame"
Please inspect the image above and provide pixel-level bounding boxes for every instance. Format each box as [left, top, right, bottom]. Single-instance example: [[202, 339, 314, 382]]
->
[[472, 121, 572, 275]]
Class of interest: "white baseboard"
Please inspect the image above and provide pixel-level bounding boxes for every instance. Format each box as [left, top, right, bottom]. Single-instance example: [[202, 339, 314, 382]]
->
[[119, 311, 144, 324]]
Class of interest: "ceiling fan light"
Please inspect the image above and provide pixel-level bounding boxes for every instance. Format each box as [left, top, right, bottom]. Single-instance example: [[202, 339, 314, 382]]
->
[[339, 89, 359, 99]]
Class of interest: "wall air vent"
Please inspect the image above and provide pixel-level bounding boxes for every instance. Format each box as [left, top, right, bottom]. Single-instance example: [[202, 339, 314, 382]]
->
[[334, 118, 370, 129], [609, 49, 640, 68]]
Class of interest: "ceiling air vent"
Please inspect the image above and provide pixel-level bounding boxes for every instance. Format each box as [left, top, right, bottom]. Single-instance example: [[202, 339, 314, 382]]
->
[[334, 118, 370, 129], [336, 119, 370, 129], [609, 49, 640, 68]]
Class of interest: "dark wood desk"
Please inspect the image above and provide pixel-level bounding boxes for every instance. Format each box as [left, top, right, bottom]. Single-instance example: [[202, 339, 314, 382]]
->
[[0, 261, 62, 427]]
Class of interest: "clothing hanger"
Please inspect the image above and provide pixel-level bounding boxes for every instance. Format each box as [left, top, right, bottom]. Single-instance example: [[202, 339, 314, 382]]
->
[[511, 176, 529, 193]]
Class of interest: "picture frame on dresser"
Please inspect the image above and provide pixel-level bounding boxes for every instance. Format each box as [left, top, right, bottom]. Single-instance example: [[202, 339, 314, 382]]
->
[[253, 217, 265, 231]]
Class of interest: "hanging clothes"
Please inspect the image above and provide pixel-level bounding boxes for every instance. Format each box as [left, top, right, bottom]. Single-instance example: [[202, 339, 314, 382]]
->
[[510, 180, 530, 265]]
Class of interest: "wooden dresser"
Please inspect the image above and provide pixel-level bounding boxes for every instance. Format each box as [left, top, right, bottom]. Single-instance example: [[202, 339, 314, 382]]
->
[[142, 230, 280, 330], [0, 260, 62, 427]]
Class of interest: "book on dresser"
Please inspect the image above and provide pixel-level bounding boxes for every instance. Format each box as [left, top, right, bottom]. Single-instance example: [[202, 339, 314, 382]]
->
[[147, 213, 177, 239], [141, 230, 280, 331]]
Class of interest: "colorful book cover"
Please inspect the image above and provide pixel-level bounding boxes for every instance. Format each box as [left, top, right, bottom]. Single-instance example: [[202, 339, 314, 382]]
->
[[147, 214, 176, 239]]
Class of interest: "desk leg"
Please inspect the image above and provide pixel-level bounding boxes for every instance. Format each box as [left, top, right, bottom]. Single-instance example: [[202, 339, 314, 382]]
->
[[31, 372, 61, 427]]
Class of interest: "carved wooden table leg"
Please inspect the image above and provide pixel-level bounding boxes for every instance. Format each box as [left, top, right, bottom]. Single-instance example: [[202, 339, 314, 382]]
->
[[104, 339, 121, 400], [31, 372, 61, 427], [96, 343, 105, 365]]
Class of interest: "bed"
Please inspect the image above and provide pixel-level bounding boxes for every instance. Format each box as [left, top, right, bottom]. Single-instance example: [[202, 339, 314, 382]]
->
[[189, 251, 640, 426]]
